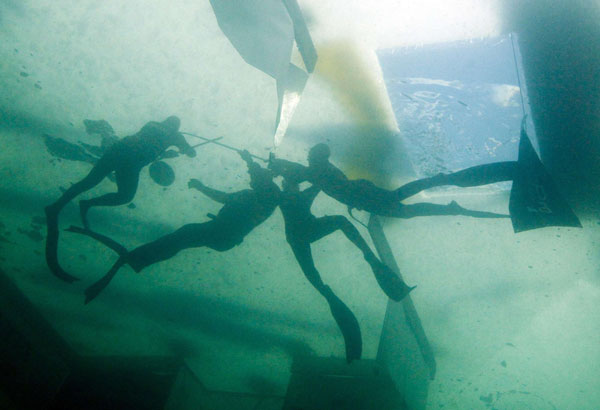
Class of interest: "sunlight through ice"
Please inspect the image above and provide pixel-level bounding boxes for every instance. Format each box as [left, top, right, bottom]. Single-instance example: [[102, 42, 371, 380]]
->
[[302, 0, 502, 47]]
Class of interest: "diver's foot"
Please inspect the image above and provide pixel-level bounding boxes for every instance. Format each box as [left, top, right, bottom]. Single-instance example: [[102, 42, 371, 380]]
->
[[448, 200, 464, 215], [79, 200, 90, 229], [84, 257, 125, 304], [371, 261, 416, 302], [429, 172, 447, 185], [44, 204, 81, 283], [322, 285, 362, 363]]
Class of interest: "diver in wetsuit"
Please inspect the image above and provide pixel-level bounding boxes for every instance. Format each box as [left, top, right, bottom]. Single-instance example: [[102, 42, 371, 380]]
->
[[269, 143, 510, 219], [45, 116, 196, 282], [269, 144, 507, 218], [77, 150, 280, 303], [279, 177, 415, 362], [270, 117, 581, 231]]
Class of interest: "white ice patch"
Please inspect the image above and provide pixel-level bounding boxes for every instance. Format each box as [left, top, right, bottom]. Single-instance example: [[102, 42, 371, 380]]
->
[[491, 84, 520, 107], [404, 77, 464, 89]]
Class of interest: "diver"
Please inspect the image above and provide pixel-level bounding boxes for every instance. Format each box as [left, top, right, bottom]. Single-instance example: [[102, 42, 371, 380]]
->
[[269, 115, 581, 232], [269, 143, 509, 219], [279, 177, 415, 362], [72, 149, 280, 303], [45, 116, 196, 282]]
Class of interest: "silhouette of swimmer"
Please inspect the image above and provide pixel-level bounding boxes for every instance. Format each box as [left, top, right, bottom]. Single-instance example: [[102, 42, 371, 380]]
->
[[279, 178, 415, 362], [75, 150, 280, 303], [45, 116, 196, 282], [269, 143, 511, 219]]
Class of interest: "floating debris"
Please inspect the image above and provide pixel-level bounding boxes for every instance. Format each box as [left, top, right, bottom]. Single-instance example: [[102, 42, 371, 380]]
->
[[479, 393, 493, 404], [18, 228, 44, 242], [127, 203, 136, 209], [20, 71, 29, 77], [43, 134, 97, 164], [500, 360, 507, 368]]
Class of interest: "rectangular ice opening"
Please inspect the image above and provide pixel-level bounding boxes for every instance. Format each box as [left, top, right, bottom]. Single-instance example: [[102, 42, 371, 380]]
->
[[378, 34, 533, 191]]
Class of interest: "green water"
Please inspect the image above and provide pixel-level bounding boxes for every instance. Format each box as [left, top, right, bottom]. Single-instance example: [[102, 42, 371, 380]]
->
[[1, 1, 599, 409]]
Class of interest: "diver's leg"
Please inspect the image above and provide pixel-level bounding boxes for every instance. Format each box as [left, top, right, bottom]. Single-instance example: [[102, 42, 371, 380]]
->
[[45, 161, 112, 282], [307, 216, 375, 259], [125, 223, 211, 273], [79, 167, 140, 227], [287, 239, 362, 362], [82, 223, 210, 303], [308, 216, 415, 301], [395, 162, 517, 200], [46, 160, 112, 215]]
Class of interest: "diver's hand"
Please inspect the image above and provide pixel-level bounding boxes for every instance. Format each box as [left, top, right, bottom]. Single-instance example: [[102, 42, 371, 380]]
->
[[188, 178, 204, 190], [184, 147, 197, 158], [239, 149, 252, 161], [268, 156, 284, 175], [239, 149, 252, 163]]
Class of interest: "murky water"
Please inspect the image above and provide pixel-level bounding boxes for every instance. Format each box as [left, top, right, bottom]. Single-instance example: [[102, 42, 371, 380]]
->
[[1, 1, 599, 409]]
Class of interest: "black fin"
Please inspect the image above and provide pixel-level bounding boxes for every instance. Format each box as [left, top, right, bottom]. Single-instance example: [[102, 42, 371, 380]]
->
[[509, 121, 582, 232], [66, 225, 128, 256], [449, 201, 510, 219], [372, 262, 416, 302], [323, 286, 362, 363], [45, 206, 79, 283], [84, 260, 123, 304]]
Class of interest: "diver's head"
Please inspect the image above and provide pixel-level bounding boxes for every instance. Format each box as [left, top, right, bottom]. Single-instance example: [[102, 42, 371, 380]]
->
[[162, 115, 181, 132], [308, 143, 330, 167], [249, 167, 275, 190]]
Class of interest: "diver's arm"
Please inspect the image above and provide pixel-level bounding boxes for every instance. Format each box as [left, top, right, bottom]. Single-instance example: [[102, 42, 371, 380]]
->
[[188, 179, 231, 203], [239, 149, 257, 171], [301, 184, 321, 204], [239, 149, 267, 182], [174, 132, 196, 157], [268, 155, 309, 182]]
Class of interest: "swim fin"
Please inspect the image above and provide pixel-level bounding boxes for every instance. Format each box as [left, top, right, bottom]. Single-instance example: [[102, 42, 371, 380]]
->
[[371, 261, 416, 302], [84, 259, 125, 304], [45, 206, 80, 283], [322, 285, 362, 363], [447, 201, 510, 219], [509, 119, 582, 233], [65, 226, 129, 303], [66, 225, 128, 256]]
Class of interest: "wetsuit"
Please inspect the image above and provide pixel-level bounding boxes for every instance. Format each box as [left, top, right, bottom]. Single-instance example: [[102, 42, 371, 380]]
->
[[45, 116, 195, 282], [47, 119, 195, 221], [270, 153, 510, 219], [127, 175, 280, 272], [80, 153, 280, 302], [279, 181, 415, 362]]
